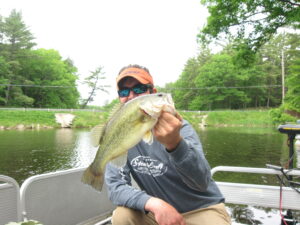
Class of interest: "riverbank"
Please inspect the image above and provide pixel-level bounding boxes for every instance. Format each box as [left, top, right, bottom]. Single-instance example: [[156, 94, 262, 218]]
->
[[0, 109, 287, 130], [0, 110, 109, 130], [181, 110, 279, 128]]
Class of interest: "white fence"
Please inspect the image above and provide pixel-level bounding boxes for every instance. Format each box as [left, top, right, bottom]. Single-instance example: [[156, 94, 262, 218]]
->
[[0, 107, 103, 112]]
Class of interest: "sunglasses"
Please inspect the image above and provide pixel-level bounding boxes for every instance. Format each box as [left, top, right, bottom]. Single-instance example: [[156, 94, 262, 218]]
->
[[118, 84, 152, 97]]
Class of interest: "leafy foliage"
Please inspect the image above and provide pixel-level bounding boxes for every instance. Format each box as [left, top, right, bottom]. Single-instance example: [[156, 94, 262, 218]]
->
[[285, 49, 300, 112], [199, 0, 300, 51], [166, 33, 299, 114], [19, 49, 80, 108], [0, 10, 80, 108], [80, 66, 108, 108], [269, 106, 297, 124]]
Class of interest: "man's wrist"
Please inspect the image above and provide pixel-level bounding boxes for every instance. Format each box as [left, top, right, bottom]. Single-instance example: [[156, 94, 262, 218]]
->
[[144, 197, 159, 213], [165, 136, 182, 152]]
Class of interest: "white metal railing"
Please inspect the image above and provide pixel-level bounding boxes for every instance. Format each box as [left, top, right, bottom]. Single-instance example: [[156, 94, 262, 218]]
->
[[212, 166, 300, 210], [0, 175, 21, 225], [20, 167, 115, 225]]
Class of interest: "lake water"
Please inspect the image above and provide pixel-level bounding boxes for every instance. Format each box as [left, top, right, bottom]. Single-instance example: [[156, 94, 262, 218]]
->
[[0, 126, 298, 224]]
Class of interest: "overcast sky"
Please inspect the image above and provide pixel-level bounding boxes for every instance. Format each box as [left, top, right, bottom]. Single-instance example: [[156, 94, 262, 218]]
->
[[1, 0, 209, 106]]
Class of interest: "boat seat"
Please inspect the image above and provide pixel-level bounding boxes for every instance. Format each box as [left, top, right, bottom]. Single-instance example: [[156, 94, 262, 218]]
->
[[20, 168, 115, 225]]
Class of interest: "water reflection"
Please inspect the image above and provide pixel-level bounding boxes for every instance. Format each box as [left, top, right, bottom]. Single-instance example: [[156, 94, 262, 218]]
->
[[1, 126, 292, 184], [55, 129, 74, 145], [228, 205, 281, 224], [0, 129, 97, 184], [72, 130, 98, 168]]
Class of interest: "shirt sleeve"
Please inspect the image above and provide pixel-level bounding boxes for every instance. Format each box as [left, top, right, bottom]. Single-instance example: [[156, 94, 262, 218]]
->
[[167, 120, 212, 191], [104, 162, 151, 212]]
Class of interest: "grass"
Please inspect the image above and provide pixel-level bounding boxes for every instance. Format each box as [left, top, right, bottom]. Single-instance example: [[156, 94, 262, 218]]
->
[[0, 110, 108, 128], [71, 111, 108, 128], [0, 110, 56, 127], [205, 110, 275, 127], [0, 109, 282, 129], [179, 109, 276, 128]]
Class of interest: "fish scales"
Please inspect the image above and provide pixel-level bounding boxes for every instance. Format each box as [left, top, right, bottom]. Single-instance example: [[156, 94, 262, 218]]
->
[[93, 102, 154, 171]]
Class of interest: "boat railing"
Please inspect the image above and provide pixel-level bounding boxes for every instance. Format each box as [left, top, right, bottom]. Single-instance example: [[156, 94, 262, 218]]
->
[[1, 166, 300, 225], [0, 175, 22, 224], [212, 166, 300, 210]]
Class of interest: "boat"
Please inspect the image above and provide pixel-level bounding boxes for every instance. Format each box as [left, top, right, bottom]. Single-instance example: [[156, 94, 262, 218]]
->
[[1, 125, 300, 225], [1, 165, 300, 225]]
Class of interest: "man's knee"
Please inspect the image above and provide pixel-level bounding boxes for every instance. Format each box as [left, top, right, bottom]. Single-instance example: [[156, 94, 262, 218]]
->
[[112, 206, 145, 225]]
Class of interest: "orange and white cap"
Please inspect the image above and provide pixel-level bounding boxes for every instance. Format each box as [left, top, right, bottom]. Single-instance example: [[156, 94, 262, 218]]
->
[[116, 67, 154, 89]]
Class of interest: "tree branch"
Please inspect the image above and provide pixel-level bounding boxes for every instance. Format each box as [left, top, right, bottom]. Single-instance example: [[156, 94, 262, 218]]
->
[[278, 0, 300, 6]]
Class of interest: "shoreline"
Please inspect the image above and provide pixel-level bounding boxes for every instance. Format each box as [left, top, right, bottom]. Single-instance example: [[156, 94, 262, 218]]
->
[[0, 123, 277, 131], [0, 124, 55, 130], [0, 109, 295, 130], [0, 124, 94, 130]]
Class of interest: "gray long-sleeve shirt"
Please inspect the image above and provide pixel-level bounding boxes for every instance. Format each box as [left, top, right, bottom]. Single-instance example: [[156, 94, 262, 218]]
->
[[105, 120, 224, 213]]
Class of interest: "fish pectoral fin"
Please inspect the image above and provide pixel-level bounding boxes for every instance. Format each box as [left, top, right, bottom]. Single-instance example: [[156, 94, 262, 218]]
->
[[142, 130, 153, 145], [90, 124, 105, 147]]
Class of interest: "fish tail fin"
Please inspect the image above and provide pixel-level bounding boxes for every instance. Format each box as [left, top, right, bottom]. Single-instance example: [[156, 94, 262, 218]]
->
[[81, 165, 104, 191]]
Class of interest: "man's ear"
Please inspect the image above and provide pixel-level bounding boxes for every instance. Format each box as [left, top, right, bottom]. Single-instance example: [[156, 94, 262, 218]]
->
[[152, 88, 157, 93]]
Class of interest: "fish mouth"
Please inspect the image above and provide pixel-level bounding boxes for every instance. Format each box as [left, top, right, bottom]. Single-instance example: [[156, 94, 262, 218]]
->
[[141, 109, 151, 116]]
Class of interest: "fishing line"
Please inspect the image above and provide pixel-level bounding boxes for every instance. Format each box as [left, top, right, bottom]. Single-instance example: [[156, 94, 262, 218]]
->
[[275, 169, 300, 225], [279, 177, 289, 225], [276, 169, 300, 194]]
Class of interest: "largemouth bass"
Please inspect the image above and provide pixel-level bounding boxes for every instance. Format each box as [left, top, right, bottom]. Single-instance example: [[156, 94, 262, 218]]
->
[[81, 93, 175, 191]]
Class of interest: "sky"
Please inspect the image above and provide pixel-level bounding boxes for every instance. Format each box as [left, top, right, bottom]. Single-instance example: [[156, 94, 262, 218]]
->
[[1, 0, 209, 106]]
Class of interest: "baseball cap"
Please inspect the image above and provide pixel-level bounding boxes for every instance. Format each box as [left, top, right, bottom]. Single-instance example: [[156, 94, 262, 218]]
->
[[116, 67, 154, 89]]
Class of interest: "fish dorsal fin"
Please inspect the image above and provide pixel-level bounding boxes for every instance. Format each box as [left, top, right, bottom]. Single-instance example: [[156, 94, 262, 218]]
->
[[90, 124, 105, 147], [142, 130, 153, 145], [108, 102, 123, 119]]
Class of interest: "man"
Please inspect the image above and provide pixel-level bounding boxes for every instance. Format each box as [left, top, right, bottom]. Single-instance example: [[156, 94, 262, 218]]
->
[[105, 64, 231, 225]]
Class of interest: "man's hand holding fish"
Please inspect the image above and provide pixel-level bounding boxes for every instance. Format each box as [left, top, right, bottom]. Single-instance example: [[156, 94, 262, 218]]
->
[[153, 111, 183, 151]]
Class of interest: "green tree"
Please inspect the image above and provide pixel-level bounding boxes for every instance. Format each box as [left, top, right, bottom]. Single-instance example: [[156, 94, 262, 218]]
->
[[0, 9, 36, 106], [191, 54, 251, 110], [170, 58, 202, 109], [19, 49, 80, 108], [258, 34, 287, 107], [0, 9, 35, 53], [0, 56, 10, 105], [167, 47, 213, 110], [285, 48, 300, 113], [258, 33, 300, 108], [81, 66, 109, 109], [199, 0, 300, 51]]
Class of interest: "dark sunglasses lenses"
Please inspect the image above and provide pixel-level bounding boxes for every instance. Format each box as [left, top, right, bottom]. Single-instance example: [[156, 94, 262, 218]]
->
[[118, 84, 149, 97], [118, 89, 130, 97], [133, 85, 148, 94]]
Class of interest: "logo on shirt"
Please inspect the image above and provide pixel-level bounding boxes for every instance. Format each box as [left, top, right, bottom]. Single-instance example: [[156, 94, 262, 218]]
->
[[131, 156, 167, 177]]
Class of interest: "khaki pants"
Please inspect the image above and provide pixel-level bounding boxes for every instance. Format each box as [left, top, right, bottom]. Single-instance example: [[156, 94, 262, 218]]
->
[[112, 203, 231, 225]]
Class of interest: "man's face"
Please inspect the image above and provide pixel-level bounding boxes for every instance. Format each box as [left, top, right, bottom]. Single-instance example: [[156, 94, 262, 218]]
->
[[118, 77, 152, 103]]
